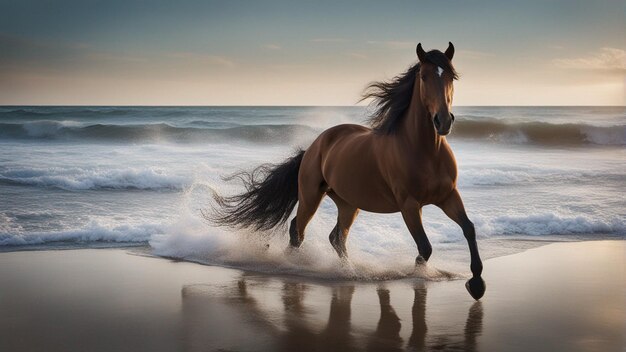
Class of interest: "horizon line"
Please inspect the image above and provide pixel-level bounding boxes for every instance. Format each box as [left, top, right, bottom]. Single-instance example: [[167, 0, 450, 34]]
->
[[1, 104, 625, 108]]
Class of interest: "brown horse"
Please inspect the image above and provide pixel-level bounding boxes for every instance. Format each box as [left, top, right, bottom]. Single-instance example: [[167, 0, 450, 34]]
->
[[211, 42, 486, 300]]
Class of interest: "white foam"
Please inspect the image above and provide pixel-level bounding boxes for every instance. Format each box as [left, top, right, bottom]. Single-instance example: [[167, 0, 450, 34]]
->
[[2, 175, 623, 278], [583, 125, 626, 145], [148, 178, 625, 280], [0, 167, 189, 190], [0, 221, 161, 246], [149, 211, 457, 281], [458, 168, 535, 186], [147, 180, 463, 280], [474, 213, 625, 236], [456, 167, 615, 187]]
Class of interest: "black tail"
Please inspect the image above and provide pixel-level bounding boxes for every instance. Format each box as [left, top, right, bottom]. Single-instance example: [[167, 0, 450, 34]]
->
[[207, 149, 305, 231]]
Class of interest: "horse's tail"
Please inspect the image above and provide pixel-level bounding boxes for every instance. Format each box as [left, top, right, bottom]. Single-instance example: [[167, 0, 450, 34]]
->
[[207, 149, 305, 231]]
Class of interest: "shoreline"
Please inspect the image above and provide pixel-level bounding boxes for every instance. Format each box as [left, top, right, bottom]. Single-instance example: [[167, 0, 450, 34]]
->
[[1, 240, 624, 351], [2, 235, 621, 280]]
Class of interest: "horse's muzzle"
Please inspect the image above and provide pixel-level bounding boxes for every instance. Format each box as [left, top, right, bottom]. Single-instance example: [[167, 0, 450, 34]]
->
[[434, 113, 454, 136]]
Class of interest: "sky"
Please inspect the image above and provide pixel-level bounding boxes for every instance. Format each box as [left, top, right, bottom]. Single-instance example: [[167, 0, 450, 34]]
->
[[0, 0, 624, 106]]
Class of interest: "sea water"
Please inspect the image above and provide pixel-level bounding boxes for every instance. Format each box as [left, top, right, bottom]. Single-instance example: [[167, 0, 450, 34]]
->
[[0, 106, 624, 278]]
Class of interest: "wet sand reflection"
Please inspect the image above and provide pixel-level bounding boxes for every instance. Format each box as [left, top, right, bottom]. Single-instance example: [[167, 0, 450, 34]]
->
[[181, 276, 483, 351]]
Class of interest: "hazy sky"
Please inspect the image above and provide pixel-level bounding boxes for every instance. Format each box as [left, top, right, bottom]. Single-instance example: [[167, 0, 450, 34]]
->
[[1, 0, 624, 105]]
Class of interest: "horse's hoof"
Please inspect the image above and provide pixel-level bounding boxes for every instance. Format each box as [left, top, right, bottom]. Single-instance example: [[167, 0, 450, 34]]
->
[[415, 256, 427, 266], [465, 277, 486, 300]]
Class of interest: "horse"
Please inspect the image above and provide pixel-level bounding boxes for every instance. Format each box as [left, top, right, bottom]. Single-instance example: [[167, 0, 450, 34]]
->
[[210, 42, 486, 300]]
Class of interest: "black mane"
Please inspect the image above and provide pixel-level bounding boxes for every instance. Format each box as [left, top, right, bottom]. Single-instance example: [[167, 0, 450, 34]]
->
[[361, 50, 458, 134]]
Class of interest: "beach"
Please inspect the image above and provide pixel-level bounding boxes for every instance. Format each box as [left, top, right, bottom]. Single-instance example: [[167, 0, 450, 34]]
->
[[1, 240, 624, 351]]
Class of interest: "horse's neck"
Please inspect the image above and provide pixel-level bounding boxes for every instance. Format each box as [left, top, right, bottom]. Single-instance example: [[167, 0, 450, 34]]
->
[[401, 79, 444, 154]]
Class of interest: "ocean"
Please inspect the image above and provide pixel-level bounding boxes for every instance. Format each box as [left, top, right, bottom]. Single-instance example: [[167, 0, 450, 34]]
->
[[0, 106, 624, 278]]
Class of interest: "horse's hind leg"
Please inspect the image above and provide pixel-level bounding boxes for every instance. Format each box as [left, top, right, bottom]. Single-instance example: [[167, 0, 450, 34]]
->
[[288, 153, 325, 248], [288, 189, 325, 248], [327, 192, 359, 258]]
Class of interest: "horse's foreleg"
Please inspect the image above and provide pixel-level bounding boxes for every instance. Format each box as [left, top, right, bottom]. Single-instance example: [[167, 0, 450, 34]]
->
[[437, 189, 485, 300], [400, 199, 432, 265], [327, 192, 359, 258]]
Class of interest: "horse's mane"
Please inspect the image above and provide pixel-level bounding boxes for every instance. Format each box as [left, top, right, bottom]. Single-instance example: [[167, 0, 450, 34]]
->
[[361, 50, 458, 134]]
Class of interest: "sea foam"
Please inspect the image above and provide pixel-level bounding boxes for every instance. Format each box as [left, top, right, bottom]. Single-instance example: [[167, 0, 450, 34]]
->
[[0, 167, 188, 190], [0, 221, 161, 246]]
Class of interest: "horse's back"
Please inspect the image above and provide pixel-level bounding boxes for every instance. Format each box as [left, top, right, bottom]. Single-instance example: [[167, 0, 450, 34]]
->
[[315, 123, 371, 146], [303, 124, 399, 213]]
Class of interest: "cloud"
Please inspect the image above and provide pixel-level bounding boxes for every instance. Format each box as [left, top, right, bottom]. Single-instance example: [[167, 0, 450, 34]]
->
[[85, 52, 147, 63], [346, 52, 368, 60], [263, 44, 281, 50], [553, 47, 626, 72], [311, 38, 347, 43], [166, 52, 235, 67]]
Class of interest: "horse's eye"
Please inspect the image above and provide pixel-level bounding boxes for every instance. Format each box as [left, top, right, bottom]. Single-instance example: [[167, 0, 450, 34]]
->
[[421, 75, 427, 81]]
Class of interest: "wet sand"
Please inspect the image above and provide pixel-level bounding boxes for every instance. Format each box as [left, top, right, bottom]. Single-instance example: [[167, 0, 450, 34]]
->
[[0, 240, 624, 352]]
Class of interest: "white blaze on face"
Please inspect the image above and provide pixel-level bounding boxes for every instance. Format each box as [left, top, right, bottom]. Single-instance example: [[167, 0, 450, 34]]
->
[[437, 66, 444, 77]]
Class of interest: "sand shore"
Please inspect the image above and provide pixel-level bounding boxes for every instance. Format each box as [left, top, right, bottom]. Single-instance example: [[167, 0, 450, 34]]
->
[[0, 240, 624, 351]]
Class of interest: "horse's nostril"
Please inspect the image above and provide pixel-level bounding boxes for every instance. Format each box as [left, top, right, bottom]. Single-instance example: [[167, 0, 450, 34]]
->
[[450, 113, 455, 122], [434, 115, 441, 129]]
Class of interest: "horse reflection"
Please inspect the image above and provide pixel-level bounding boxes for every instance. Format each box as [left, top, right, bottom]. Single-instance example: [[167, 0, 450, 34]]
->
[[366, 289, 403, 352], [180, 277, 483, 352], [317, 285, 356, 351], [408, 285, 428, 351], [408, 284, 483, 352], [278, 282, 356, 352]]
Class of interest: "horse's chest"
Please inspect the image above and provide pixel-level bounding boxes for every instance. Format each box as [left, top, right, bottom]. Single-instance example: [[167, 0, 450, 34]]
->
[[410, 164, 456, 203]]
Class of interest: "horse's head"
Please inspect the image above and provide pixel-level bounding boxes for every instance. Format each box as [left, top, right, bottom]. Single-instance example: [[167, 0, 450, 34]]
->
[[416, 42, 457, 136]]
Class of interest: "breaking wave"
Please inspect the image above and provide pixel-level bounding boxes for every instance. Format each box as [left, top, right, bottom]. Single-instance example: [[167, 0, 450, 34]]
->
[[0, 121, 318, 144], [0, 120, 623, 146], [0, 221, 161, 246], [475, 212, 625, 237], [451, 120, 625, 146], [0, 167, 188, 190]]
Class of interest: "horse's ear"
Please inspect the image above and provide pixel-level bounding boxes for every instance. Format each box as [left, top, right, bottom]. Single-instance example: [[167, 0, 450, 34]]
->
[[445, 42, 455, 61], [416, 43, 426, 62]]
